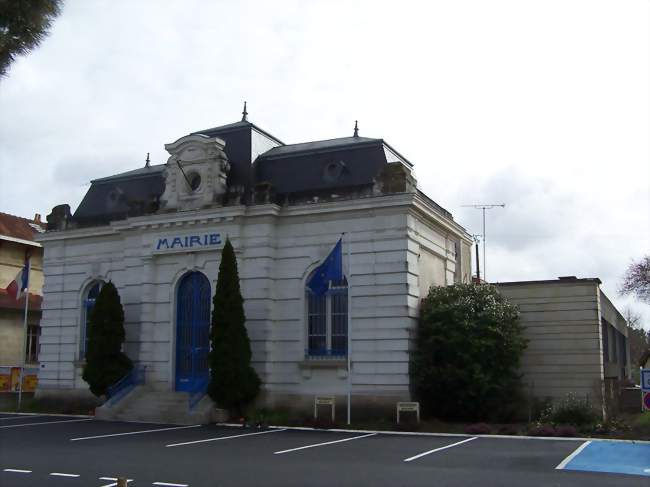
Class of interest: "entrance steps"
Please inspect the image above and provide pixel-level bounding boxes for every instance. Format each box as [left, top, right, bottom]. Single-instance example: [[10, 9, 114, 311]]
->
[[95, 386, 228, 425]]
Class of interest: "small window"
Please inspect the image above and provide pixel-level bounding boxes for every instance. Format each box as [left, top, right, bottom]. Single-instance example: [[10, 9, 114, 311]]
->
[[26, 325, 40, 364], [188, 172, 202, 191], [305, 277, 348, 358], [80, 281, 104, 358]]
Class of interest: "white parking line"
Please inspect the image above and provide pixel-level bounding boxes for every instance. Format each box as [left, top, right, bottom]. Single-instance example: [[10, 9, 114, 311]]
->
[[166, 428, 287, 447], [153, 482, 189, 486], [0, 415, 44, 421], [71, 424, 202, 441], [555, 441, 591, 470], [50, 472, 81, 477], [403, 436, 478, 462], [274, 433, 378, 454], [3, 468, 32, 473], [0, 418, 93, 429]]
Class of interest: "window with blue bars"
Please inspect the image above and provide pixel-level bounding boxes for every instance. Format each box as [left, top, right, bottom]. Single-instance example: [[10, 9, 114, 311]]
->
[[80, 281, 103, 358], [306, 278, 348, 358]]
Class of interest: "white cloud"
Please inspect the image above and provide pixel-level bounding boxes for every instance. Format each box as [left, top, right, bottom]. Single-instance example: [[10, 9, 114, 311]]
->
[[0, 0, 648, 325]]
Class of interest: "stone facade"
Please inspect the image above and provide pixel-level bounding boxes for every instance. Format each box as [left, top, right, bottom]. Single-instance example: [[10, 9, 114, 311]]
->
[[36, 120, 472, 416], [496, 278, 631, 418]]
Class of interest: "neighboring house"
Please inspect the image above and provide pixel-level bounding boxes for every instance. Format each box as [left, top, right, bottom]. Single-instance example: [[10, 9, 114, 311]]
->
[[36, 111, 473, 418], [496, 276, 631, 418], [0, 213, 45, 368]]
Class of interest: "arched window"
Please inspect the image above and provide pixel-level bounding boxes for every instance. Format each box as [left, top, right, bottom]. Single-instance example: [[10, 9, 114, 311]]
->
[[306, 276, 348, 358], [80, 281, 104, 358]]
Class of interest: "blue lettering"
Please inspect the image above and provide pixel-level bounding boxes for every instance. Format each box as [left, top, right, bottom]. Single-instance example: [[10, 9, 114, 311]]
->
[[156, 238, 169, 250], [189, 236, 202, 247], [170, 237, 183, 248], [209, 233, 221, 245]]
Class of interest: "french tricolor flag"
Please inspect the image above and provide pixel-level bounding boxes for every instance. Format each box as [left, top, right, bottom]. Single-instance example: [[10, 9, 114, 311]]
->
[[6, 259, 30, 301]]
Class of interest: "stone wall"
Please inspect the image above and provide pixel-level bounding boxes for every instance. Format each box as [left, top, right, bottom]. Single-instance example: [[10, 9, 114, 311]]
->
[[36, 193, 471, 413]]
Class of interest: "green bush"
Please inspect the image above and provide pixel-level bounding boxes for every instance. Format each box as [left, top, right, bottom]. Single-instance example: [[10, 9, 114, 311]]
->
[[208, 238, 261, 414], [82, 282, 133, 397], [410, 283, 527, 422]]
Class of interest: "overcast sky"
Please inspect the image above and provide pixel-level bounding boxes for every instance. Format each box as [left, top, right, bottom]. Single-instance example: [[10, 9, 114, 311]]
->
[[0, 0, 648, 326]]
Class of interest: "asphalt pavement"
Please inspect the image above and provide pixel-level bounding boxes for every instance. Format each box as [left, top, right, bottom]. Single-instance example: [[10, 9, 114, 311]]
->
[[0, 413, 647, 486]]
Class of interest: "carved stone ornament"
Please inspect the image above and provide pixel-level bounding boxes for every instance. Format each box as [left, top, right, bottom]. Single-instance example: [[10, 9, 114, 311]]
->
[[159, 134, 230, 211], [373, 162, 417, 195]]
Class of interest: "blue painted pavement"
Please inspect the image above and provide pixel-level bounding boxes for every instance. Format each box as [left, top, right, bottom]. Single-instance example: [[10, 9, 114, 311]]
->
[[562, 440, 650, 477]]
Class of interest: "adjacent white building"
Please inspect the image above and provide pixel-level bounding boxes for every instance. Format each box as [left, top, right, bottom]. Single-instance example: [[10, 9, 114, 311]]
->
[[36, 114, 473, 419]]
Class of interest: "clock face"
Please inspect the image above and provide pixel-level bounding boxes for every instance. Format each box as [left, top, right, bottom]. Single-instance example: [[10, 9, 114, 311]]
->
[[188, 172, 202, 191]]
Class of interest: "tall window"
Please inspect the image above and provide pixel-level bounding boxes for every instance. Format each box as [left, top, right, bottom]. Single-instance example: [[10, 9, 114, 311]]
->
[[80, 281, 103, 358], [26, 324, 40, 363], [306, 277, 348, 358]]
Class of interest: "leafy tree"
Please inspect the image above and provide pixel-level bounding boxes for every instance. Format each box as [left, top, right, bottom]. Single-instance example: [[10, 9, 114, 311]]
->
[[0, 0, 62, 77], [620, 255, 650, 304], [82, 281, 133, 397], [411, 283, 527, 421], [208, 238, 260, 414], [624, 308, 649, 383]]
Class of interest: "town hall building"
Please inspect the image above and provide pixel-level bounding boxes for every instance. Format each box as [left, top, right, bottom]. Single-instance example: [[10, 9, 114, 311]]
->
[[36, 109, 473, 421]]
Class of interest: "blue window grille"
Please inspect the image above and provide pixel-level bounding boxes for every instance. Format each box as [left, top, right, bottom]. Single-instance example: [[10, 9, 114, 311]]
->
[[81, 281, 103, 358], [306, 278, 348, 358]]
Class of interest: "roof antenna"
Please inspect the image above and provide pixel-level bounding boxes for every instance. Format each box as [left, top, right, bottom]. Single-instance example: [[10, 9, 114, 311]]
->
[[242, 101, 248, 121], [353, 120, 359, 137], [145, 152, 150, 167]]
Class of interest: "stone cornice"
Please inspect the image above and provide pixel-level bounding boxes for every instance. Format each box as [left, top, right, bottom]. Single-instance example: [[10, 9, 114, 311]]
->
[[36, 193, 471, 243]]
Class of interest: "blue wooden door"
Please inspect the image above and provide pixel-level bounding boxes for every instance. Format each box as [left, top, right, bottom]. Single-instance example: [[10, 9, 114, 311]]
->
[[175, 272, 211, 392]]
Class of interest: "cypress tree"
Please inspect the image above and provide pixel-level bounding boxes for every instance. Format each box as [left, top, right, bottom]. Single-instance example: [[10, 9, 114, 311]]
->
[[208, 238, 260, 414], [82, 282, 133, 397]]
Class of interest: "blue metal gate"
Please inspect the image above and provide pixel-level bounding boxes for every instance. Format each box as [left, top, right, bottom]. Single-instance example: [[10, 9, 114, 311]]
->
[[175, 272, 211, 392]]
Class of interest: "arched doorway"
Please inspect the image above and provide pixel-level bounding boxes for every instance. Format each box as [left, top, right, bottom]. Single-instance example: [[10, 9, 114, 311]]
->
[[175, 271, 211, 392]]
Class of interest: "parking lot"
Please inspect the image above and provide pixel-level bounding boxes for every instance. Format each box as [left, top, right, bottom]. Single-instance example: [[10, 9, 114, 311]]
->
[[0, 412, 648, 486]]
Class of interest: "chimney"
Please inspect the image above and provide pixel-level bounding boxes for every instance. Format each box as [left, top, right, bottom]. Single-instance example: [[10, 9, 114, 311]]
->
[[34, 213, 41, 223]]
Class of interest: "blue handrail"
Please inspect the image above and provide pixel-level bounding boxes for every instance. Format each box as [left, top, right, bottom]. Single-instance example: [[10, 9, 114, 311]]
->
[[188, 377, 209, 411], [105, 365, 146, 407]]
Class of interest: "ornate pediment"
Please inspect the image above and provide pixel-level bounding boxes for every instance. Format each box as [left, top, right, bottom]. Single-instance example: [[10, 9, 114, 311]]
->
[[159, 134, 230, 211]]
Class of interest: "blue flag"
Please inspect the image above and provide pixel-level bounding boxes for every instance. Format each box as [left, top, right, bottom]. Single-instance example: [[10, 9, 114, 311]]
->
[[307, 238, 343, 296]]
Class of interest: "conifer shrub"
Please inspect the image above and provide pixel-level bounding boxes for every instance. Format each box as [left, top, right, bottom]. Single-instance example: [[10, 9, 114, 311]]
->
[[82, 282, 132, 397], [410, 283, 527, 422], [208, 238, 261, 414]]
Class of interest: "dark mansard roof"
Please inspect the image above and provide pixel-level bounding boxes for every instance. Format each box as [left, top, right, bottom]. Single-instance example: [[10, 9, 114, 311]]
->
[[60, 118, 449, 229]]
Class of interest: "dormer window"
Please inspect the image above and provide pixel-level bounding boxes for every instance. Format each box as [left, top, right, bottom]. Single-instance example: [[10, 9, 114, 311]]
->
[[323, 160, 346, 183], [188, 172, 202, 192]]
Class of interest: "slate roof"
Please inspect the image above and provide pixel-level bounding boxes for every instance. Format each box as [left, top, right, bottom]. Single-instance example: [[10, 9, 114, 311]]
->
[[255, 136, 390, 194], [73, 165, 165, 226], [68, 118, 452, 227], [92, 164, 165, 183], [261, 136, 379, 158], [0, 212, 45, 241], [192, 120, 284, 145]]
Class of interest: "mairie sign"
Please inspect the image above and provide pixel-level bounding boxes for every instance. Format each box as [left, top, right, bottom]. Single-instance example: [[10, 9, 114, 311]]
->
[[154, 233, 222, 251]]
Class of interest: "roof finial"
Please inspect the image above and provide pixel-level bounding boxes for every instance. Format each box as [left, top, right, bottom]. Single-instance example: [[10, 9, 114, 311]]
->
[[242, 101, 248, 121], [353, 120, 359, 137], [145, 152, 150, 167]]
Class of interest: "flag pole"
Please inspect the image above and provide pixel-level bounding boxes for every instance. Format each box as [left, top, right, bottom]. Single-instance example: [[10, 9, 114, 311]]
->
[[18, 255, 31, 411], [346, 233, 352, 425]]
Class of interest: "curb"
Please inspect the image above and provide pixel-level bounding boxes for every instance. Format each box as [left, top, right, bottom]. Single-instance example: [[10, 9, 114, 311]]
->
[[252, 424, 650, 444], [0, 411, 92, 419]]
